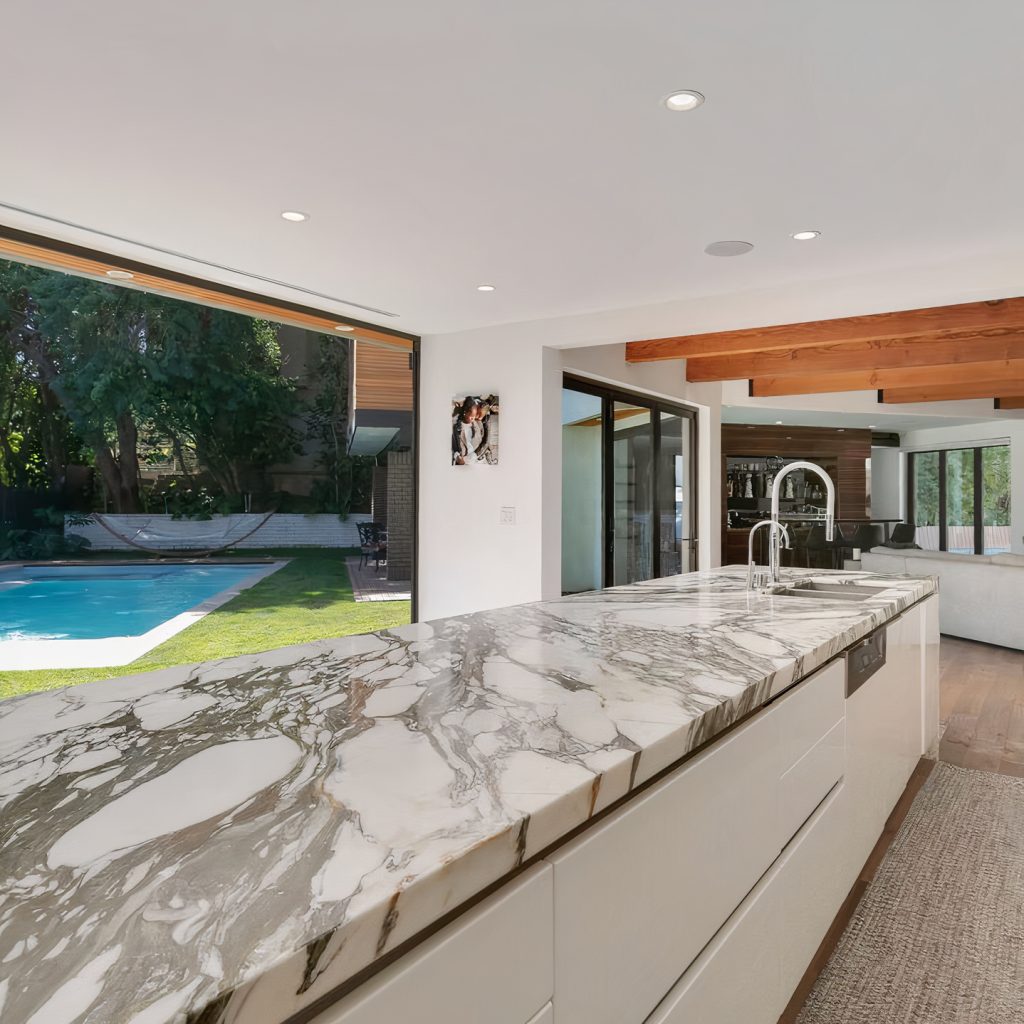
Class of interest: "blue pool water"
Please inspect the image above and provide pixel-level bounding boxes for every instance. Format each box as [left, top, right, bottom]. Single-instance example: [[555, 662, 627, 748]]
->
[[0, 563, 265, 641]]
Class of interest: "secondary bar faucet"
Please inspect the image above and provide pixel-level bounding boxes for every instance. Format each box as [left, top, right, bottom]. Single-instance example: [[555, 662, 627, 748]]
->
[[747, 519, 791, 590], [768, 460, 835, 585]]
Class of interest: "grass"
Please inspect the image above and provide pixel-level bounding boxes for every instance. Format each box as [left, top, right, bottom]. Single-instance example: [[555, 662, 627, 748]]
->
[[0, 548, 410, 701]]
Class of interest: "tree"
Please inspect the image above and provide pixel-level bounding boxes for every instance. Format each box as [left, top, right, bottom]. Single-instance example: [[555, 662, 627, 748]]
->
[[1, 262, 152, 509]]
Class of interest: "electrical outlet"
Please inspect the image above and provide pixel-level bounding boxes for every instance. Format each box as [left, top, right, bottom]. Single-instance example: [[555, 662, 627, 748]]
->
[[499, 506, 516, 525]]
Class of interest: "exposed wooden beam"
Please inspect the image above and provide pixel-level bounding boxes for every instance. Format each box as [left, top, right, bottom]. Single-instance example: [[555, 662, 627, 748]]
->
[[881, 380, 1024, 404], [995, 397, 1024, 410], [749, 359, 1024, 397], [626, 297, 1024, 362], [685, 331, 1024, 382]]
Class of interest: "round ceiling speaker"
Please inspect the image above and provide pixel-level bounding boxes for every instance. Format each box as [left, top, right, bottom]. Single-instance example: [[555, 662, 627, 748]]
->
[[704, 240, 754, 257]]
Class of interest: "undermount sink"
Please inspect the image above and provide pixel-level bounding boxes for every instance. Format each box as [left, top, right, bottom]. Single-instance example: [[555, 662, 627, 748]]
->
[[775, 582, 881, 602]]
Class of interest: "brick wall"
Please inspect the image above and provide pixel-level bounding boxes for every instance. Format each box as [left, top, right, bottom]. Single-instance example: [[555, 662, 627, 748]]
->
[[67, 513, 373, 551], [385, 450, 414, 581], [372, 466, 388, 525]]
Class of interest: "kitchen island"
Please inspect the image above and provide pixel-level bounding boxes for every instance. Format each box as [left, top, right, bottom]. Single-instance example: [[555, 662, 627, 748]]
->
[[0, 567, 938, 1024]]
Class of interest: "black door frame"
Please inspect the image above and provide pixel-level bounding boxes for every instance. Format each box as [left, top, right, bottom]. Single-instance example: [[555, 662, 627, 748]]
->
[[563, 374, 699, 588]]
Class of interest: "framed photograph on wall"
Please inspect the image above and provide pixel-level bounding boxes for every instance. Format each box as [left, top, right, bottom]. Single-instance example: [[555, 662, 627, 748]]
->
[[452, 394, 499, 465]]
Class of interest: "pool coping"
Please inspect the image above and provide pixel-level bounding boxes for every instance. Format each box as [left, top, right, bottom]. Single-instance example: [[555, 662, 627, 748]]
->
[[0, 561, 289, 671]]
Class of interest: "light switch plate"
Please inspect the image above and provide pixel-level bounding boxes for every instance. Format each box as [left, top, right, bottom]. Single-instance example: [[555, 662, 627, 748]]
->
[[499, 506, 516, 525]]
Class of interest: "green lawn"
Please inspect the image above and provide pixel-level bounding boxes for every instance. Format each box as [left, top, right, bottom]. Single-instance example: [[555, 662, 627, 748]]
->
[[0, 548, 410, 701]]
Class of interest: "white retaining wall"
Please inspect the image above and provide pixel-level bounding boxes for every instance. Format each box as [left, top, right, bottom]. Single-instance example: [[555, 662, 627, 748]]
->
[[66, 513, 373, 551]]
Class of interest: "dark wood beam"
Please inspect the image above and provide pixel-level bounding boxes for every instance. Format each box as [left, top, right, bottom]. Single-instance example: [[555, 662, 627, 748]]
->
[[626, 297, 1024, 363], [749, 359, 1024, 397], [685, 330, 1024, 382], [881, 380, 1024, 403], [995, 396, 1024, 410]]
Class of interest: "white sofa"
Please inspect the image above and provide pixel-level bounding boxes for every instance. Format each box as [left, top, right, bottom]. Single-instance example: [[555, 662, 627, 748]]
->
[[861, 547, 1024, 651]]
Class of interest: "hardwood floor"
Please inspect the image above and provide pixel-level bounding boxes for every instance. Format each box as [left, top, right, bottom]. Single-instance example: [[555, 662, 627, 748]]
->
[[778, 634, 1024, 1023], [938, 636, 1024, 777]]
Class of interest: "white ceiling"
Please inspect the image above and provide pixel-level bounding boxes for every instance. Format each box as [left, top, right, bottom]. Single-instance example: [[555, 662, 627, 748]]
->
[[721, 405, 1006, 434], [3, 1, 1024, 336]]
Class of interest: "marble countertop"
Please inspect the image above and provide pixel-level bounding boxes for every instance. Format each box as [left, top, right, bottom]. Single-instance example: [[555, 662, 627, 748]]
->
[[0, 567, 935, 1024]]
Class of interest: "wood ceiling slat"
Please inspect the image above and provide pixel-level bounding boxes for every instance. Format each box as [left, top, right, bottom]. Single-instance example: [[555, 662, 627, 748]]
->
[[0, 230, 414, 351], [685, 330, 1024, 382], [626, 297, 1024, 362], [749, 358, 1024, 398], [881, 380, 1024, 403]]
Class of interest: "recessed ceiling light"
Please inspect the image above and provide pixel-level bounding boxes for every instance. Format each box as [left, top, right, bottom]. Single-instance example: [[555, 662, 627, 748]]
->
[[334, 324, 354, 332], [477, 284, 496, 292], [775, 420, 783, 425], [665, 90, 705, 112], [105, 270, 134, 280], [868, 424, 877, 429], [704, 240, 754, 257], [281, 210, 309, 222], [791, 230, 820, 241]]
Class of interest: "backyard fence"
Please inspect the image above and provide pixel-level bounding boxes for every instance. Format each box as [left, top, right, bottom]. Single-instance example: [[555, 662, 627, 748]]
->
[[66, 513, 374, 551]]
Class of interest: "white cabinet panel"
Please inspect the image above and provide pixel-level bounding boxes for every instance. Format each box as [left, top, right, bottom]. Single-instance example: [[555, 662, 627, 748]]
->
[[309, 866, 553, 1024], [775, 658, 845, 775], [548, 709, 780, 1024], [526, 1004, 553, 1024], [645, 857, 783, 1024], [921, 596, 941, 753], [778, 782, 856, 997], [778, 719, 845, 846]]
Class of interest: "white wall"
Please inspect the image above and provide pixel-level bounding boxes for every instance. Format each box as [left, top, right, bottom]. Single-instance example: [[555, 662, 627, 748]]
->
[[900, 421, 1024, 554], [869, 448, 904, 520], [418, 334, 722, 620]]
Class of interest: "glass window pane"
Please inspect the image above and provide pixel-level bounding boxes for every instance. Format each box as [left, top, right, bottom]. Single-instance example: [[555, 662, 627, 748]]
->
[[912, 452, 940, 551], [561, 388, 604, 594], [945, 449, 975, 553], [613, 403, 653, 585], [658, 412, 692, 575], [982, 445, 1012, 554]]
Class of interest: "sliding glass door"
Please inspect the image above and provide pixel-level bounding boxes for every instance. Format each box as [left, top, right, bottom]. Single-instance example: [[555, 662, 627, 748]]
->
[[562, 376, 697, 593]]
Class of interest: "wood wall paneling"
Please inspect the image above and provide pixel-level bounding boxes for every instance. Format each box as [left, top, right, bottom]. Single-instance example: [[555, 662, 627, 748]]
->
[[355, 342, 414, 411]]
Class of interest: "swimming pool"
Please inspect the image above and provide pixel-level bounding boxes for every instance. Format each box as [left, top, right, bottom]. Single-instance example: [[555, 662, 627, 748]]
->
[[0, 562, 285, 669]]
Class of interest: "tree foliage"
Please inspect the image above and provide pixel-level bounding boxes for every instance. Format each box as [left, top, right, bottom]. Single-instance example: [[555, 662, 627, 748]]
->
[[0, 260, 302, 511]]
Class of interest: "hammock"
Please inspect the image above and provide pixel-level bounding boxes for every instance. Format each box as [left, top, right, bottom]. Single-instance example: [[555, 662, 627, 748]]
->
[[93, 511, 276, 557]]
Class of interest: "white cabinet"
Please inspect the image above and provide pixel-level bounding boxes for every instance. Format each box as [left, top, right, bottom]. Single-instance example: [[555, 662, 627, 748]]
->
[[921, 595, 941, 753], [645, 852, 784, 1024], [548, 707, 779, 1024], [548, 658, 844, 1024], [527, 1005, 553, 1024], [845, 609, 923, 871], [309, 866, 553, 1024]]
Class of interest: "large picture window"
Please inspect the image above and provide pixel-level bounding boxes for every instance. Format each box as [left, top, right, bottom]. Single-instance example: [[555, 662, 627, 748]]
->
[[907, 445, 1011, 555]]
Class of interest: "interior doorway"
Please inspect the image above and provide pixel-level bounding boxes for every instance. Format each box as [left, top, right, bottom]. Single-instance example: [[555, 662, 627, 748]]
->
[[561, 375, 698, 594]]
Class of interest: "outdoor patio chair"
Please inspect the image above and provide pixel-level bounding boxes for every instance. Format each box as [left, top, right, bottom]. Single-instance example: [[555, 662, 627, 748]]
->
[[357, 522, 388, 570]]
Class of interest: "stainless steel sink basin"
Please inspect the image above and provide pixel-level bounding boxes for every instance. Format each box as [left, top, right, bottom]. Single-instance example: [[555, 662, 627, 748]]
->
[[775, 582, 881, 601]]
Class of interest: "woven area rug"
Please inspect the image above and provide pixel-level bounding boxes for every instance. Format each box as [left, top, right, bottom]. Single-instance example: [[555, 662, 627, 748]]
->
[[798, 763, 1024, 1023]]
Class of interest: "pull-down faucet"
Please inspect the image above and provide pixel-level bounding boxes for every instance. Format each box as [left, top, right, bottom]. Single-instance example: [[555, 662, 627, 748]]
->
[[767, 460, 835, 586], [747, 519, 791, 590]]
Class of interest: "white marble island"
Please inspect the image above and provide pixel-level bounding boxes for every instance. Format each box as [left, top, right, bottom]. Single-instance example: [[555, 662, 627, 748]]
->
[[0, 567, 938, 1024]]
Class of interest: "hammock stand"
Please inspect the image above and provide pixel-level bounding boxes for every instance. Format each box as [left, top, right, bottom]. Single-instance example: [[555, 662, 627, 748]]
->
[[93, 510, 277, 557]]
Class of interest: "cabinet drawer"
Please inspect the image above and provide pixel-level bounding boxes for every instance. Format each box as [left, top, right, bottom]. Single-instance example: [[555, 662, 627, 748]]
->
[[775, 658, 845, 775], [310, 866, 553, 1024], [778, 719, 845, 845], [549, 708, 779, 1024], [778, 782, 857, 998], [646, 857, 783, 1024]]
